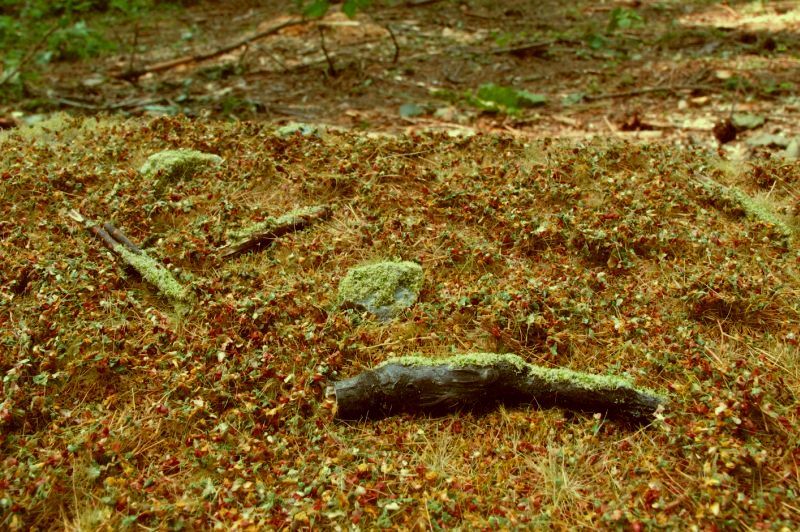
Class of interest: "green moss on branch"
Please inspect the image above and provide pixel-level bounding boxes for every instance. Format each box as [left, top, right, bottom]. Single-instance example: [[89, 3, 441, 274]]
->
[[116, 246, 189, 302]]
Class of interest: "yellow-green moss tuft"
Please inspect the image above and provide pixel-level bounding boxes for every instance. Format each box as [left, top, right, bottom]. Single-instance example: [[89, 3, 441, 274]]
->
[[139, 149, 223, 182], [228, 206, 329, 242]]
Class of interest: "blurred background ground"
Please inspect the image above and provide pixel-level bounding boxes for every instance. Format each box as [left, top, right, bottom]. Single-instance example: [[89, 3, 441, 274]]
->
[[1, 0, 799, 159]]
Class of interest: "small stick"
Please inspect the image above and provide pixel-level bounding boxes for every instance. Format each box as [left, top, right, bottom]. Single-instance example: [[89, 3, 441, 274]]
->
[[219, 205, 332, 259], [385, 24, 400, 64], [67, 210, 188, 301], [89, 224, 121, 252], [490, 40, 557, 56], [68, 210, 117, 251], [318, 25, 337, 77], [115, 18, 306, 80], [583, 84, 713, 101], [127, 20, 141, 78]]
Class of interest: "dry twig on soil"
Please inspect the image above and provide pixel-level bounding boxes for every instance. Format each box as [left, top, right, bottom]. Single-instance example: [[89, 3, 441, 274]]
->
[[583, 84, 713, 101], [218, 205, 333, 259], [114, 18, 307, 80]]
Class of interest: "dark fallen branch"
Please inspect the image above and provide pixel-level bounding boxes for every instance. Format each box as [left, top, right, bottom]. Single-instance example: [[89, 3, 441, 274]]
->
[[404, 0, 445, 5], [114, 18, 306, 81], [219, 205, 332, 259], [333, 354, 666, 424], [384, 24, 400, 64], [68, 210, 189, 301]]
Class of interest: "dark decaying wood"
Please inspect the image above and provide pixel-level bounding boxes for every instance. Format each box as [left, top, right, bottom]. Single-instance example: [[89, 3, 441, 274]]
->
[[333, 360, 665, 424]]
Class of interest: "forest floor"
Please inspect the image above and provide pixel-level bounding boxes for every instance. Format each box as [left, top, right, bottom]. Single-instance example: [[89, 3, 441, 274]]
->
[[2, 0, 799, 154], [1, 0, 800, 529]]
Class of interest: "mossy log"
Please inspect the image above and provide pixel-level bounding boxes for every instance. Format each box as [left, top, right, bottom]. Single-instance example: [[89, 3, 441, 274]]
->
[[333, 354, 666, 424], [219, 205, 332, 258]]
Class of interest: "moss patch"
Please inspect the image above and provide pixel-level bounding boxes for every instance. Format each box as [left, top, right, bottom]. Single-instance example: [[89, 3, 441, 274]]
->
[[338, 261, 424, 320], [139, 149, 223, 183]]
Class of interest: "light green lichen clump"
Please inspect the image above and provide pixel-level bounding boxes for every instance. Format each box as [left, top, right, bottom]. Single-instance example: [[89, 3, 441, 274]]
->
[[382, 352, 663, 397], [338, 261, 424, 320], [139, 149, 223, 182], [117, 247, 189, 302]]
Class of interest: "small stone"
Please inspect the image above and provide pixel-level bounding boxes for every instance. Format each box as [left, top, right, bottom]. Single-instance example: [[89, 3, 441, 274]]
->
[[276, 122, 321, 137], [338, 261, 423, 321], [731, 113, 765, 130]]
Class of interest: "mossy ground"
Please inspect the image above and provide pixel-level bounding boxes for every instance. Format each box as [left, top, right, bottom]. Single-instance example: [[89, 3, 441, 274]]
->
[[1, 115, 799, 529]]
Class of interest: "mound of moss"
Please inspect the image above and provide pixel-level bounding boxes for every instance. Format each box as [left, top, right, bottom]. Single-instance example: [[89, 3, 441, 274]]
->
[[139, 149, 223, 183]]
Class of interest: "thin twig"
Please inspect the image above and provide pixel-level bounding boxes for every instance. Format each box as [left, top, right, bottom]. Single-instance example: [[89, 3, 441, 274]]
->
[[491, 40, 556, 56], [115, 18, 306, 80], [385, 24, 400, 64], [67, 210, 118, 251], [218, 205, 332, 259], [49, 95, 170, 111], [318, 25, 337, 77], [68, 210, 188, 301], [404, 0, 445, 5], [127, 20, 141, 77]]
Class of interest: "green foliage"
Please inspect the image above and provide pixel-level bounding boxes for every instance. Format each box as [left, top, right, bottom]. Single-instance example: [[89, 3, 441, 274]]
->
[[469, 83, 546, 114], [45, 20, 110, 61], [0, 0, 172, 98], [297, 0, 371, 19], [607, 7, 644, 32]]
